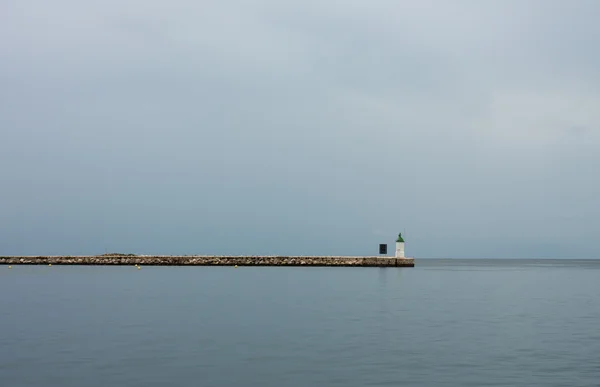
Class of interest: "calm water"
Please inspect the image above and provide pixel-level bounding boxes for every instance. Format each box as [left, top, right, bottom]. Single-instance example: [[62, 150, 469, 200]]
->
[[1, 259, 599, 387]]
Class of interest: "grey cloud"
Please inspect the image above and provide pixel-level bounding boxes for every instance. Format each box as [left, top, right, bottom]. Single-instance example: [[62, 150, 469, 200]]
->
[[0, 0, 599, 257]]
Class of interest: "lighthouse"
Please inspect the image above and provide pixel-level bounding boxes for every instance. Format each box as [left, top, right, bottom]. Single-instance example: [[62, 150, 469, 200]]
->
[[395, 232, 405, 258]]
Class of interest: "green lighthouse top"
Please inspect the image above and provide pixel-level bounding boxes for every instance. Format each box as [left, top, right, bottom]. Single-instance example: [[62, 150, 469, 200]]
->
[[396, 233, 405, 243]]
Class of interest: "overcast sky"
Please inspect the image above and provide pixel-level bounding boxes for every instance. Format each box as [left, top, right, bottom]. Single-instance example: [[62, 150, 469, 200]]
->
[[1, 0, 599, 258]]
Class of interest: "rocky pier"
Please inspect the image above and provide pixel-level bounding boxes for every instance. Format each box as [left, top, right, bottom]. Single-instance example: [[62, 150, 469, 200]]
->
[[0, 255, 415, 267]]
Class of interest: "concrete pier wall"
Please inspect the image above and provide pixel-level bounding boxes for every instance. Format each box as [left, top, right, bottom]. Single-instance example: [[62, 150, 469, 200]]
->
[[0, 255, 415, 267]]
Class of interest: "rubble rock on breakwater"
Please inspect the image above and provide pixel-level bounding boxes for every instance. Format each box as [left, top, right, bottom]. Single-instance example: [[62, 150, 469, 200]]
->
[[0, 255, 415, 267]]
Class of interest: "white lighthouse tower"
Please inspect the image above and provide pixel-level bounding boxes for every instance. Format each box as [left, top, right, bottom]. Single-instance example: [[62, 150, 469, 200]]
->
[[395, 232, 405, 258]]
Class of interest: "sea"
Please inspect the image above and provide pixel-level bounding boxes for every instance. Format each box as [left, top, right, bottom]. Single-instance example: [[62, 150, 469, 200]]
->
[[1, 259, 599, 387]]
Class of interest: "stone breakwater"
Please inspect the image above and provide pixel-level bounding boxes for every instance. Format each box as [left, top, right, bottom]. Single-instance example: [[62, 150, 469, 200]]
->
[[0, 255, 415, 267]]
